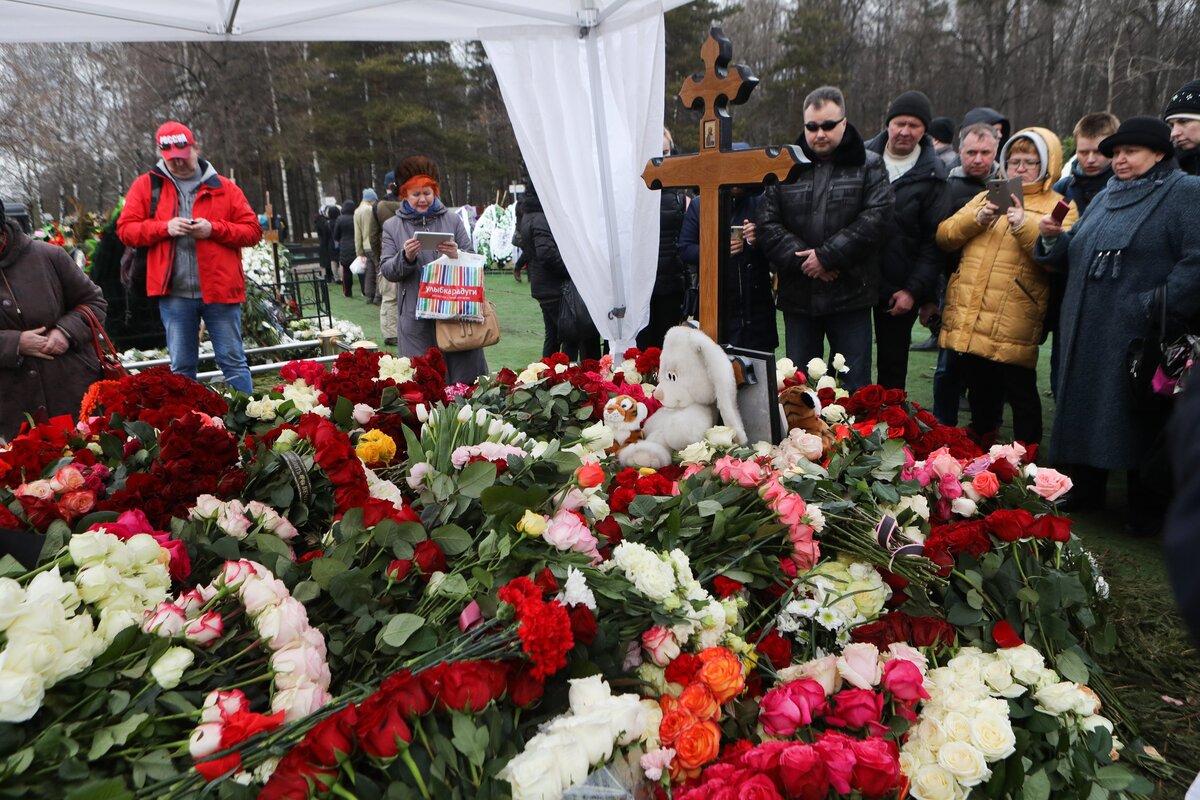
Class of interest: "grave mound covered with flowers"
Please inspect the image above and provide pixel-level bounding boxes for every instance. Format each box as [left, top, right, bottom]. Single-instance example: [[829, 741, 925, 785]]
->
[[0, 346, 1158, 799]]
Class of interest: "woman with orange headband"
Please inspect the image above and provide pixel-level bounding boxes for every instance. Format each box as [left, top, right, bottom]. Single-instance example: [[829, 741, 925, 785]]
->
[[379, 156, 487, 384]]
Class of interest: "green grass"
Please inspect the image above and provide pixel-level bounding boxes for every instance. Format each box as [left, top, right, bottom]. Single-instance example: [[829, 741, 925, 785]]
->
[[329, 274, 1198, 783]]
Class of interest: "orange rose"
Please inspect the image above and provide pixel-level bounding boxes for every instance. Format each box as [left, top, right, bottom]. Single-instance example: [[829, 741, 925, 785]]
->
[[697, 648, 745, 704], [678, 682, 720, 721], [658, 708, 695, 747], [673, 719, 721, 770], [575, 462, 606, 488], [972, 470, 1000, 498]]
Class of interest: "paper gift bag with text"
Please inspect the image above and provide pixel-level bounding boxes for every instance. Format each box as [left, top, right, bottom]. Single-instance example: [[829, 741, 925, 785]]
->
[[415, 253, 488, 321]]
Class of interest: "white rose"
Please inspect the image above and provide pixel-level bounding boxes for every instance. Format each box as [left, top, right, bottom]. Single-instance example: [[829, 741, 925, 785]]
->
[[909, 763, 959, 800], [75, 565, 121, 605], [939, 710, 973, 742], [0, 579, 26, 630], [609, 695, 647, 745], [546, 713, 615, 765], [568, 675, 611, 712], [998, 644, 1046, 685], [1081, 714, 1114, 734], [97, 608, 139, 644], [816, 375, 837, 390], [831, 352, 849, 373], [150, 646, 195, 689], [189, 721, 224, 759], [352, 403, 375, 425], [0, 671, 46, 722], [580, 422, 615, 453], [125, 533, 168, 567], [271, 429, 299, 452], [981, 659, 1024, 698], [936, 740, 990, 787], [806, 357, 828, 378], [678, 440, 715, 465], [950, 497, 978, 517], [970, 712, 1016, 760], [500, 747, 568, 800], [704, 426, 737, 448], [272, 681, 331, 721], [821, 403, 846, 423], [68, 532, 114, 568], [1034, 681, 1083, 716], [311, 404, 331, 418], [191, 494, 224, 520]]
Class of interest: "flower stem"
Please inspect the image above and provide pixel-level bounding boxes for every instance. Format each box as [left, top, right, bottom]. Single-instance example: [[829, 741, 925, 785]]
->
[[401, 748, 432, 799]]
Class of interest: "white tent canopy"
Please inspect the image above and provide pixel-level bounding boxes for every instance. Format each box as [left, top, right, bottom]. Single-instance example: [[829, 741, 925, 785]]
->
[[2, 0, 690, 353]]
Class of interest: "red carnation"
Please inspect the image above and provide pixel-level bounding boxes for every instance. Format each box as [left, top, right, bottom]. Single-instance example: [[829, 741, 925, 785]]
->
[[711, 575, 745, 598]]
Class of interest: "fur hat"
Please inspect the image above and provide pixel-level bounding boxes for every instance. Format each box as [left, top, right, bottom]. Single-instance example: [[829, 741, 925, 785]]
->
[[393, 156, 441, 188]]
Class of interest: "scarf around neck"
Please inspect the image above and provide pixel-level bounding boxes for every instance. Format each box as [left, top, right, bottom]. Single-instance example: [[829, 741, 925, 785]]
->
[[1082, 164, 1182, 281]]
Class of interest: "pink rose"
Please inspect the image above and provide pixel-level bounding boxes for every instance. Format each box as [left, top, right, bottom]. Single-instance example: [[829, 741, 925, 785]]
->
[[730, 459, 764, 488], [352, 403, 375, 425], [827, 688, 885, 732], [57, 490, 96, 520], [51, 465, 86, 493], [271, 644, 331, 690], [217, 503, 252, 540], [272, 682, 331, 721], [790, 540, 820, 571], [177, 586, 216, 617], [641, 626, 680, 667], [880, 658, 929, 702], [937, 472, 963, 500], [113, 508, 154, 538], [926, 447, 963, 479], [142, 602, 186, 637], [681, 463, 706, 480], [972, 470, 1000, 498], [901, 461, 934, 487], [543, 510, 600, 562], [759, 679, 826, 737], [1031, 467, 1072, 502], [772, 493, 807, 527], [813, 731, 857, 794], [256, 597, 311, 651], [406, 461, 432, 490], [15, 480, 54, 500], [779, 743, 829, 800], [301, 627, 328, 658], [218, 559, 259, 590], [712, 455, 738, 482], [185, 611, 225, 647], [759, 478, 788, 503], [201, 689, 248, 723], [836, 643, 881, 690], [883, 642, 927, 672], [240, 576, 290, 616], [988, 442, 1027, 466]]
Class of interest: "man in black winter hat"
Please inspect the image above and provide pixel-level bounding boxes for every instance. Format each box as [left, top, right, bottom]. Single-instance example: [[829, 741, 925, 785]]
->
[[864, 89, 948, 390], [1164, 78, 1200, 175]]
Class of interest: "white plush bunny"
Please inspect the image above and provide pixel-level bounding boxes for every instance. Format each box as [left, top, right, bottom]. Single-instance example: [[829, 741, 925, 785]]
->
[[619, 326, 748, 469]]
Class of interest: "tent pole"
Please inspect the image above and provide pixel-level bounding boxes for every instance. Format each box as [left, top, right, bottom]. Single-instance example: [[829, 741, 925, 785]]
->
[[581, 20, 627, 344]]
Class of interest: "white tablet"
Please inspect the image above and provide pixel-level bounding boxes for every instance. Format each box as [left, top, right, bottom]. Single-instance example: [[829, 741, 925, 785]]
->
[[415, 231, 454, 249]]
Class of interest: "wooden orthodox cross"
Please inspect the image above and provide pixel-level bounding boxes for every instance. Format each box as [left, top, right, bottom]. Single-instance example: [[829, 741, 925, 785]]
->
[[642, 28, 802, 342]]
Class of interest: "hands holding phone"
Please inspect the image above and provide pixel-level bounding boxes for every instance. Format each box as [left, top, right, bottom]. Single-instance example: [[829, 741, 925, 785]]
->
[[167, 217, 212, 239]]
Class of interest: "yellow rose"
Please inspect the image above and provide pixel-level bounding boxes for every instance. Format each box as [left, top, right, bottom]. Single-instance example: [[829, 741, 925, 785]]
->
[[516, 510, 548, 537], [355, 430, 397, 465]]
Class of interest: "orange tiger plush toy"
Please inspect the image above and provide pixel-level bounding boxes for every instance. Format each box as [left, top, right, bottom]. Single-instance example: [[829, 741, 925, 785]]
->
[[778, 386, 837, 455], [602, 394, 648, 455]]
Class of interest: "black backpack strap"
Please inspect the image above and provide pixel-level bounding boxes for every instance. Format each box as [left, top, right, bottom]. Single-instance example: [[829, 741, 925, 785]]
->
[[148, 173, 164, 217]]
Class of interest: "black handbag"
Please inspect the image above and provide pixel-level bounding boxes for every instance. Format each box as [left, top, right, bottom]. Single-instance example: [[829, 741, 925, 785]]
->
[[557, 280, 598, 343], [1126, 285, 1197, 401]]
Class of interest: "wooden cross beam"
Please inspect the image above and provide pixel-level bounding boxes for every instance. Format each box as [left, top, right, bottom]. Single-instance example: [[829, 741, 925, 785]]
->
[[642, 28, 802, 342]]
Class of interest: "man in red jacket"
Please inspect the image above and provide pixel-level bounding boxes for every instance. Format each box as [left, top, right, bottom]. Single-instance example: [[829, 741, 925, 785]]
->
[[117, 121, 261, 394]]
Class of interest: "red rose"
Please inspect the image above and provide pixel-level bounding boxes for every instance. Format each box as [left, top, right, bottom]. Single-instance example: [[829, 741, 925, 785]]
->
[[908, 615, 956, 649], [304, 704, 357, 767], [436, 661, 506, 712], [711, 576, 744, 598], [817, 387, 836, 408], [849, 618, 891, 649], [381, 669, 433, 718], [594, 515, 622, 546], [386, 559, 413, 582], [740, 740, 791, 783], [664, 652, 702, 686], [568, 605, 597, 645], [850, 737, 900, 798], [194, 752, 241, 781], [988, 457, 1019, 483], [992, 620, 1025, 648], [534, 567, 558, 596], [779, 743, 829, 800], [413, 540, 447, 574], [880, 406, 908, 428], [827, 688, 885, 732], [1030, 514, 1071, 542], [880, 659, 929, 701], [56, 489, 96, 521], [157, 537, 192, 582], [508, 664, 545, 708], [0, 504, 22, 529], [855, 384, 885, 411], [354, 692, 412, 759], [986, 508, 1036, 542], [754, 630, 793, 671]]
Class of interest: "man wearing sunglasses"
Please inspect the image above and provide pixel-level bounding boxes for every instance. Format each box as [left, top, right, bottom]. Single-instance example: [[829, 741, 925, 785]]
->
[[118, 121, 262, 394], [758, 86, 893, 391]]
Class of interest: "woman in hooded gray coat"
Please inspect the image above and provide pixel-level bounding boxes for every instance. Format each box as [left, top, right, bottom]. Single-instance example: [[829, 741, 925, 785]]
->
[[379, 157, 486, 385], [1036, 117, 1200, 519]]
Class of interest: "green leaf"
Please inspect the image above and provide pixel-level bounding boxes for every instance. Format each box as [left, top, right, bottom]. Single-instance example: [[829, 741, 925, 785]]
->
[[456, 459, 497, 499], [946, 603, 984, 627], [433, 573, 470, 599], [1022, 769, 1051, 800], [291, 580, 321, 603], [333, 395, 353, 426], [87, 713, 148, 759], [1054, 649, 1090, 683], [39, 520, 73, 562], [432, 524, 473, 556], [1017, 586, 1040, 604], [208, 536, 241, 561], [966, 589, 985, 610], [0, 555, 26, 579], [107, 690, 130, 715], [377, 613, 425, 648], [254, 532, 291, 558], [157, 691, 196, 714], [311, 557, 349, 589], [64, 778, 133, 800], [1091, 764, 1132, 790]]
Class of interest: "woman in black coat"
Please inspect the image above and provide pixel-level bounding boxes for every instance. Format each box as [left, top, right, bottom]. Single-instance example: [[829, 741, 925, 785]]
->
[[331, 200, 357, 297], [315, 206, 335, 283]]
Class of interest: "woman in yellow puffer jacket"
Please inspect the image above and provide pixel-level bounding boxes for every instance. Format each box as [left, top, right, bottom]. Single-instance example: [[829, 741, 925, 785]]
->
[[936, 127, 1079, 445]]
